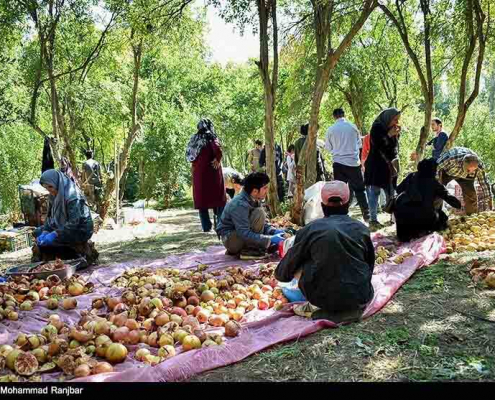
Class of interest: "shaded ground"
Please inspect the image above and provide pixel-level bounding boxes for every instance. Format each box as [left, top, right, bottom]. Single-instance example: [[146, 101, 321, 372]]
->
[[1, 205, 494, 381]]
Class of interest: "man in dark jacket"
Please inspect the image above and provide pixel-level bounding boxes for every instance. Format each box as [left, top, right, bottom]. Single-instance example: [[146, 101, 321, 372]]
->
[[216, 172, 286, 260], [427, 118, 449, 160], [275, 180, 375, 322], [259, 143, 285, 202], [294, 124, 328, 184]]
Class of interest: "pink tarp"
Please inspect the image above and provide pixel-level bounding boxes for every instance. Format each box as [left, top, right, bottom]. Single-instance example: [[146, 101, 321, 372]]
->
[[0, 232, 445, 382]]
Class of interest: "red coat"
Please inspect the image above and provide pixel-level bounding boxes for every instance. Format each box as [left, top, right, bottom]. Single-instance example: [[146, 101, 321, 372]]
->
[[192, 140, 227, 209]]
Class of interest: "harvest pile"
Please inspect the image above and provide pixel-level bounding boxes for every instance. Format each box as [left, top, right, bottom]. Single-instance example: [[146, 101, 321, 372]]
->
[[374, 245, 413, 265], [270, 214, 300, 230], [441, 211, 495, 253], [31, 259, 68, 273], [0, 273, 93, 322], [469, 260, 495, 288], [0, 262, 290, 380]]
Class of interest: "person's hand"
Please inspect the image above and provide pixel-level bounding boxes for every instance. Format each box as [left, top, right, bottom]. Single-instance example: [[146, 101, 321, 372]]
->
[[211, 159, 221, 170], [36, 231, 49, 245], [39, 231, 57, 247], [273, 229, 285, 235], [270, 233, 286, 246], [388, 125, 401, 137]]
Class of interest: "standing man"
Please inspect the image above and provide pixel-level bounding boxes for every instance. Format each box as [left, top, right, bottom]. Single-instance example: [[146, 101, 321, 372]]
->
[[259, 143, 285, 202], [82, 150, 103, 210], [427, 118, 449, 160], [247, 140, 263, 173], [325, 108, 370, 221], [436, 147, 492, 215], [294, 124, 327, 184]]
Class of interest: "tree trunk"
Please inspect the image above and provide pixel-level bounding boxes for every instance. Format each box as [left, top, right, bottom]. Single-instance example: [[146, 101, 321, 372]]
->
[[446, 0, 487, 149], [100, 38, 144, 219], [256, 0, 280, 216], [292, 0, 377, 225]]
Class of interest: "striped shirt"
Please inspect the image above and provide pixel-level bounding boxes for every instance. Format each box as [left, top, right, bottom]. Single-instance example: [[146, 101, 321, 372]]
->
[[437, 147, 492, 206]]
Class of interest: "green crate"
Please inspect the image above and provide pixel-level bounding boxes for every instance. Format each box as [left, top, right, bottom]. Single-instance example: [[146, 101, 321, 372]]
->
[[0, 232, 32, 253]]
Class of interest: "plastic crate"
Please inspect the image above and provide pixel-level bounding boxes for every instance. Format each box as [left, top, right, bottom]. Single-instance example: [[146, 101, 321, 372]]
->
[[0, 231, 33, 253]]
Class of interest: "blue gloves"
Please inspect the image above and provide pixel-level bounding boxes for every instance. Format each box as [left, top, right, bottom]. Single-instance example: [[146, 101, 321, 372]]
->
[[270, 233, 286, 246], [36, 232, 48, 245], [273, 229, 285, 235], [38, 231, 57, 247]]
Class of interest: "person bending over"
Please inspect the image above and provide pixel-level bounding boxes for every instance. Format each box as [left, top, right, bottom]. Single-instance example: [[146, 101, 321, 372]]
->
[[275, 181, 375, 323], [216, 172, 286, 260]]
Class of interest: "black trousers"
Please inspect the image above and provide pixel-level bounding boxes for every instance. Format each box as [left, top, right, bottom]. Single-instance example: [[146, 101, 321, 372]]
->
[[333, 162, 369, 212]]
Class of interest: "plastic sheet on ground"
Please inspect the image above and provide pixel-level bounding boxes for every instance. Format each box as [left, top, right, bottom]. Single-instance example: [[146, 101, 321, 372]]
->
[[0, 232, 445, 382]]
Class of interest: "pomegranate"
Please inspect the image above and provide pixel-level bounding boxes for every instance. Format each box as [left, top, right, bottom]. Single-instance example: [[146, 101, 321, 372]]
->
[[70, 329, 93, 343], [170, 307, 187, 318], [0, 345, 14, 358], [202, 339, 217, 347], [62, 298, 77, 310], [6, 349, 23, 370], [155, 313, 170, 327], [38, 287, 49, 300], [192, 306, 203, 317], [201, 290, 215, 303], [157, 345, 176, 359], [147, 332, 159, 347], [144, 354, 161, 366], [8, 311, 19, 321], [258, 298, 269, 310], [106, 297, 121, 311], [93, 362, 114, 374], [95, 335, 112, 347], [193, 329, 207, 343], [113, 303, 128, 314], [31, 348, 47, 364], [173, 329, 189, 344], [209, 315, 224, 327], [68, 282, 84, 296], [158, 334, 174, 347], [127, 330, 140, 345], [113, 327, 130, 343], [92, 298, 105, 309], [135, 348, 151, 361], [182, 335, 201, 351], [14, 352, 38, 376], [96, 345, 108, 358], [182, 316, 200, 330], [95, 320, 111, 336], [224, 320, 241, 337], [143, 318, 155, 331], [74, 364, 91, 378], [185, 305, 196, 315], [105, 343, 128, 364], [197, 310, 210, 324], [125, 319, 139, 331], [113, 313, 128, 328]]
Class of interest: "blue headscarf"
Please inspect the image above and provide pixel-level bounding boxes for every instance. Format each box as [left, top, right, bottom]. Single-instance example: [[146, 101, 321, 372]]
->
[[40, 169, 80, 230]]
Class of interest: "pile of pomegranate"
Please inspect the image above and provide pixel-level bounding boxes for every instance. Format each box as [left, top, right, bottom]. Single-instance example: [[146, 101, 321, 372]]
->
[[0, 262, 290, 380], [0, 274, 93, 321]]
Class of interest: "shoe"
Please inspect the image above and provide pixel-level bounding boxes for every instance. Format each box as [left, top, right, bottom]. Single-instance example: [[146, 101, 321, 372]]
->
[[239, 249, 269, 261], [311, 307, 364, 323], [369, 221, 384, 232], [294, 302, 319, 318]]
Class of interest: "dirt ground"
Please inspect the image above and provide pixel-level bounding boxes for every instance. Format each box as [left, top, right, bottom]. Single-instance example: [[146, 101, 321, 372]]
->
[[1, 206, 494, 382]]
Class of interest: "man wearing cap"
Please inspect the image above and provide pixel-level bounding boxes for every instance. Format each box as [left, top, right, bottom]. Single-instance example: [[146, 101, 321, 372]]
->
[[275, 181, 375, 322]]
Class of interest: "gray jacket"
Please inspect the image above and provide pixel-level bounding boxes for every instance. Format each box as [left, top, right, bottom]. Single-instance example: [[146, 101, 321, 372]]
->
[[216, 190, 276, 248]]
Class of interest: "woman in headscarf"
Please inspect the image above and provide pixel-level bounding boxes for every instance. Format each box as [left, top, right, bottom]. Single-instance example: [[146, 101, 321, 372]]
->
[[364, 108, 401, 231], [393, 158, 461, 242], [186, 118, 227, 232], [33, 169, 95, 264]]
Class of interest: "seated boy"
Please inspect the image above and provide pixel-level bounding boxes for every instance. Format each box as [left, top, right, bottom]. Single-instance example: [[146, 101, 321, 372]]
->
[[217, 172, 285, 260]]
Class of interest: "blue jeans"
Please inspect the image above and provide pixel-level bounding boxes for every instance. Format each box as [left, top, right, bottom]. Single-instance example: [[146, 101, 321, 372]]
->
[[367, 185, 394, 222], [198, 207, 224, 232]]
